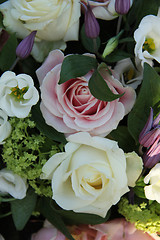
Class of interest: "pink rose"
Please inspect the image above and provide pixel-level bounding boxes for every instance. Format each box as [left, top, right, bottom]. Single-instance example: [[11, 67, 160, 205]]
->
[[91, 218, 160, 240], [36, 50, 136, 136]]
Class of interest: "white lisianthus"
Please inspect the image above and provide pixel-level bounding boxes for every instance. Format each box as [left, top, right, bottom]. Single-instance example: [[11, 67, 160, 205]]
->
[[0, 109, 11, 144], [41, 132, 142, 217], [0, 168, 28, 199], [0, 0, 80, 48], [114, 58, 143, 89], [134, 14, 160, 66], [144, 163, 160, 203], [82, 0, 133, 21], [0, 71, 39, 118]]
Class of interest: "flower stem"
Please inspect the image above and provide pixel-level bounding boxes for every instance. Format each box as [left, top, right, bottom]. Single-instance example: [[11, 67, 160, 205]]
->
[[10, 57, 20, 71], [116, 15, 123, 35], [0, 212, 12, 218]]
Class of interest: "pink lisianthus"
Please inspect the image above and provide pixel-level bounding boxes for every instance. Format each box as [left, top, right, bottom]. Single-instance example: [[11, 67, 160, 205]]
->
[[31, 221, 66, 240], [36, 50, 136, 137]]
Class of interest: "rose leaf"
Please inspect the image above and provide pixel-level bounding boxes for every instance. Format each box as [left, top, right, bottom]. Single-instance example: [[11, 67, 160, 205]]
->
[[88, 69, 124, 101], [59, 55, 98, 84]]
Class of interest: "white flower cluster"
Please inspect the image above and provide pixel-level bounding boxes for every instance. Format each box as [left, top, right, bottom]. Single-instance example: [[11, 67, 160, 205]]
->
[[0, 71, 39, 118]]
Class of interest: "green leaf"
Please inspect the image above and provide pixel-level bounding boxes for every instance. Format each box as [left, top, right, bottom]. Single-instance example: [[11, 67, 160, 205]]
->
[[59, 55, 98, 84], [38, 198, 74, 240], [110, 126, 137, 153], [80, 24, 101, 53], [50, 202, 110, 225], [128, 63, 160, 142], [31, 103, 67, 144], [88, 68, 124, 101], [104, 49, 133, 63], [127, 0, 160, 30], [0, 34, 17, 71], [11, 188, 37, 231], [119, 37, 134, 44], [134, 177, 146, 199]]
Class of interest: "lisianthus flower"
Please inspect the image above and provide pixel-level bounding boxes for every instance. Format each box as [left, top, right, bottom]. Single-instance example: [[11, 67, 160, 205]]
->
[[0, 109, 11, 144], [0, 168, 28, 199], [144, 163, 160, 203], [114, 58, 143, 89], [134, 14, 160, 66], [81, 0, 133, 20], [31, 220, 65, 240], [36, 49, 136, 137], [0, 71, 39, 118], [41, 132, 142, 217]]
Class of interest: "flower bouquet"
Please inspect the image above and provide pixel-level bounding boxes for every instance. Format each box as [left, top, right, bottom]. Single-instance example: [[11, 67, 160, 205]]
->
[[0, 0, 160, 239]]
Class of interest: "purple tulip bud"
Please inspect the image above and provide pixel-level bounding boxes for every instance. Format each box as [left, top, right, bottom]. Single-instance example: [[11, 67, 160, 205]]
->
[[84, 3, 100, 39], [143, 135, 160, 168], [16, 31, 37, 59], [115, 0, 131, 15]]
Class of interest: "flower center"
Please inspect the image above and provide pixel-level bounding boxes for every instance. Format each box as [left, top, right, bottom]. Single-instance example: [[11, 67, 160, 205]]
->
[[84, 174, 103, 189], [10, 85, 28, 101], [142, 38, 156, 54], [123, 68, 135, 82]]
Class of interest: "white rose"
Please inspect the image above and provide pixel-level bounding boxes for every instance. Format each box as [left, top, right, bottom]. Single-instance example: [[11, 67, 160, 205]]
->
[[125, 152, 143, 187], [144, 163, 160, 203], [134, 15, 160, 66], [0, 0, 80, 42], [0, 109, 11, 144], [0, 168, 28, 199], [41, 132, 142, 217], [0, 71, 39, 118]]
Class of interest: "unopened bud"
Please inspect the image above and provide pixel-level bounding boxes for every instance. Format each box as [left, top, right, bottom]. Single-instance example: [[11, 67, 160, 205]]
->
[[102, 37, 118, 58], [115, 0, 131, 15], [143, 135, 160, 169], [16, 31, 37, 59], [102, 30, 123, 58], [84, 4, 100, 39]]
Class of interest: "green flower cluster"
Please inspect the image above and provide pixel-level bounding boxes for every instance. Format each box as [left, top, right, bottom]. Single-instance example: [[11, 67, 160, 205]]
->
[[2, 116, 59, 197], [118, 198, 160, 233]]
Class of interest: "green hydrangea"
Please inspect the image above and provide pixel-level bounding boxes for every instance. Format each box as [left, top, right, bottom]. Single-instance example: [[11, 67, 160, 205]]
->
[[2, 116, 59, 197], [118, 197, 160, 233]]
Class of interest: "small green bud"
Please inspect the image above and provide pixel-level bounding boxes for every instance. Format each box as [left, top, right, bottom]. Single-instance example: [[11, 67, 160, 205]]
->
[[102, 30, 123, 58], [102, 36, 118, 58]]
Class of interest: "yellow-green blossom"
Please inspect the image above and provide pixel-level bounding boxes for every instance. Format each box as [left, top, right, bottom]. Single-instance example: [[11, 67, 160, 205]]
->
[[2, 116, 59, 197], [118, 198, 160, 233]]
